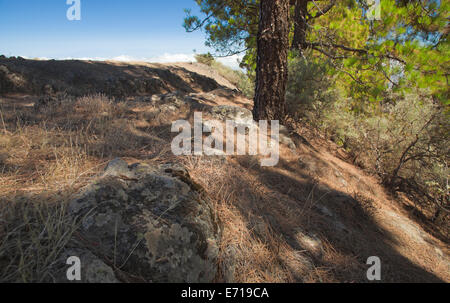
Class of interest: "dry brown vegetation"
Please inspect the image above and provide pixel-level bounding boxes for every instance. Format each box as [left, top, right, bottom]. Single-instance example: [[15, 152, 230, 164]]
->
[[1, 87, 448, 282], [0, 94, 173, 281]]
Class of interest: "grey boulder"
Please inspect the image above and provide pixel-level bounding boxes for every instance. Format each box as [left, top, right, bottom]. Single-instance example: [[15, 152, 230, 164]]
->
[[68, 159, 221, 282]]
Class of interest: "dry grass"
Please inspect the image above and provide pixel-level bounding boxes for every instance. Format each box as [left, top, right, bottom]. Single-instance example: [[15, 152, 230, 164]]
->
[[0, 94, 172, 282], [182, 140, 449, 282], [0, 199, 78, 282], [0, 92, 448, 283], [183, 156, 340, 282]]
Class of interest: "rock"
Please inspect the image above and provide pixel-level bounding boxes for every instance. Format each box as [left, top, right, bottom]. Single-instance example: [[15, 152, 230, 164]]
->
[[315, 203, 350, 234], [103, 158, 136, 178], [278, 125, 296, 150], [209, 88, 238, 98], [315, 204, 334, 217], [334, 169, 348, 187], [221, 244, 238, 283], [209, 105, 255, 127], [161, 91, 185, 105], [68, 159, 221, 283], [141, 92, 189, 113], [280, 134, 296, 150], [279, 125, 290, 136], [188, 92, 216, 102], [294, 229, 323, 258], [183, 92, 218, 109], [151, 94, 161, 102]]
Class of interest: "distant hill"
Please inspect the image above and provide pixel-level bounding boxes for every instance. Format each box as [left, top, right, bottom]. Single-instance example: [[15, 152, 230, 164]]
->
[[0, 56, 236, 98]]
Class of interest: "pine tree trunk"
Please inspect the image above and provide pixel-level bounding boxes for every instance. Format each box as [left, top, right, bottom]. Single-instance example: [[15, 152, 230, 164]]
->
[[292, 0, 309, 52], [253, 0, 290, 121]]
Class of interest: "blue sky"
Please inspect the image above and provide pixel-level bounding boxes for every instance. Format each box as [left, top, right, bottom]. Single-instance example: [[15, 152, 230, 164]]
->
[[0, 0, 241, 67]]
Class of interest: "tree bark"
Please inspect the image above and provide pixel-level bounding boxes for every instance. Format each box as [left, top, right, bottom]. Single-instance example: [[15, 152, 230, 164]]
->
[[253, 0, 290, 121], [292, 0, 309, 52]]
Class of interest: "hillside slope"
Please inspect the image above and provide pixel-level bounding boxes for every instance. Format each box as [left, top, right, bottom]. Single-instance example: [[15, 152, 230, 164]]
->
[[0, 58, 448, 282], [0, 56, 237, 97]]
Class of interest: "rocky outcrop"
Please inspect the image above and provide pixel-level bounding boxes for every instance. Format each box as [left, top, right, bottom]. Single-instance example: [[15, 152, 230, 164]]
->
[[67, 159, 221, 283], [209, 105, 253, 124]]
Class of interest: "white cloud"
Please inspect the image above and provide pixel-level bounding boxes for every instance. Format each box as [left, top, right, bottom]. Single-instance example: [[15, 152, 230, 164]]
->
[[216, 54, 244, 70], [107, 53, 196, 64], [29, 53, 244, 70], [55, 54, 196, 64], [111, 55, 138, 62], [148, 53, 196, 63], [62, 56, 108, 61]]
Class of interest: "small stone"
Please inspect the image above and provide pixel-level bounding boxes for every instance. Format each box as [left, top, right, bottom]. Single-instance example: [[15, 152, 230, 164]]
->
[[104, 158, 134, 178], [294, 229, 324, 258]]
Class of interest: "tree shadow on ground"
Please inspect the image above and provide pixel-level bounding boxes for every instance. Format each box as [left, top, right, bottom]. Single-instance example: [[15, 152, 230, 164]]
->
[[227, 156, 445, 282]]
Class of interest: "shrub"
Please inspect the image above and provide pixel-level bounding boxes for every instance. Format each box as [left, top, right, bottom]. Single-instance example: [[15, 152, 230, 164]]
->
[[195, 53, 215, 66], [322, 90, 449, 216], [285, 55, 338, 125], [233, 68, 254, 99], [285, 52, 448, 217]]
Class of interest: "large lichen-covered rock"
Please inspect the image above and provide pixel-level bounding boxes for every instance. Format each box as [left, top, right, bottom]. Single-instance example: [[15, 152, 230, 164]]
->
[[68, 159, 221, 282]]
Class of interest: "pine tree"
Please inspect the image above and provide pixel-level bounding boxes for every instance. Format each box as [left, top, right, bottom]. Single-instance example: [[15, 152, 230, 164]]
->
[[253, 0, 291, 121]]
